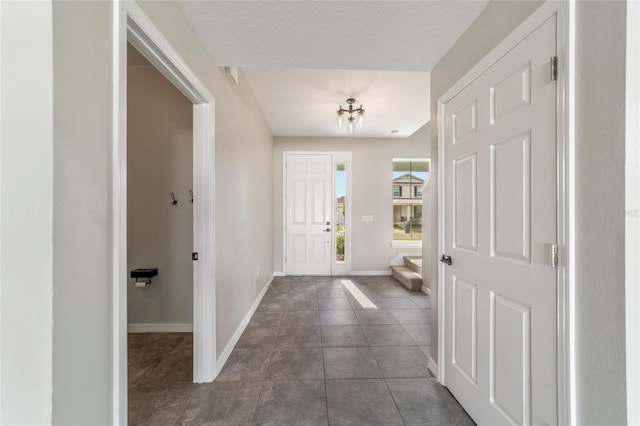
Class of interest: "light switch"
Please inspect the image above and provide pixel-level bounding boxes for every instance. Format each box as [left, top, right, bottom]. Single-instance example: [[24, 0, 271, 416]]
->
[[361, 215, 374, 223]]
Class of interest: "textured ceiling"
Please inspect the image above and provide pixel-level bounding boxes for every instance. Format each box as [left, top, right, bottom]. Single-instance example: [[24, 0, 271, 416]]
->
[[177, 1, 488, 71], [243, 67, 429, 138], [176, 1, 488, 137]]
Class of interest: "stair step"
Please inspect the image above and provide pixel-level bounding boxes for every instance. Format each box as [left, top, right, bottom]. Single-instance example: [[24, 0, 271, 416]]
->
[[403, 256, 422, 275], [391, 265, 422, 292]]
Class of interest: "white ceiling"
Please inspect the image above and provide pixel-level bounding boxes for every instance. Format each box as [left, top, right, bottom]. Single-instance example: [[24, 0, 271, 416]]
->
[[243, 67, 429, 138], [177, 0, 489, 138]]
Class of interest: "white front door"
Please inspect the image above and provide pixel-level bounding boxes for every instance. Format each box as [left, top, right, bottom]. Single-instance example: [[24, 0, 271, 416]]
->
[[286, 154, 332, 275], [443, 15, 557, 425]]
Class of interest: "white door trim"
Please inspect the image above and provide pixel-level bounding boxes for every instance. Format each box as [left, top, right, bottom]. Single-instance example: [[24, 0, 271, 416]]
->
[[112, 2, 216, 424], [625, 1, 640, 424], [436, 2, 574, 424], [282, 151, 352, 276]]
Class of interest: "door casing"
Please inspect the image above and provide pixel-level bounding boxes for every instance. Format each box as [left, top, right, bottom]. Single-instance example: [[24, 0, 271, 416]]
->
[[283, 151, 352, 276], [112, 3, 217, 424], [436, 2, 574, 425]]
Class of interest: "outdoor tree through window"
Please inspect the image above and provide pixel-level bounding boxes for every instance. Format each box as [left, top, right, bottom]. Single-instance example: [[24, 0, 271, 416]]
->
[[392, 159, 429, 242]]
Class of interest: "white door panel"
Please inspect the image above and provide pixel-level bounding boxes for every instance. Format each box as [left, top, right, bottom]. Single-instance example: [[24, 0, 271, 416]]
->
[[443, 16, 557, 426], [286, 154, 332, 275]]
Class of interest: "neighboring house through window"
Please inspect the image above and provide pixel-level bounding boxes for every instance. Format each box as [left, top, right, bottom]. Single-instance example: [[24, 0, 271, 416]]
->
[[392, 158, 429, 243]]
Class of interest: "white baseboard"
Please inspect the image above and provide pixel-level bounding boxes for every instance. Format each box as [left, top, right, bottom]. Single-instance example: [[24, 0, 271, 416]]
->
[[215, 273, 274, 375], [273, 271, 285, 276], [421, 285, 431, 296], [349, 270, 392, 276], [428, 356, 438, 379], [128, 323, 193, 333]]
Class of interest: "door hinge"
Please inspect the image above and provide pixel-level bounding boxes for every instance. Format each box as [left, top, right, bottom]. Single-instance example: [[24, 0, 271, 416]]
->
[[550, 243, 558, 268], [550, 56, 558, 81]]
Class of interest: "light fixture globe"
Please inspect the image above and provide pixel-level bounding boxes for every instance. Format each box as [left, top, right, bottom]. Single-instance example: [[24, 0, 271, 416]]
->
[[347, 116, 355, 133], [337, 98, 365, 132]]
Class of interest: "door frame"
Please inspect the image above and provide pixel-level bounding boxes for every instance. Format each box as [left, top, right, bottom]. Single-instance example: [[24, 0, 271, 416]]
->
[[112, 2, 217, 424], [436, 2, 574, 424], [625, 1, 640, 423], [282, 151, 352, 276]]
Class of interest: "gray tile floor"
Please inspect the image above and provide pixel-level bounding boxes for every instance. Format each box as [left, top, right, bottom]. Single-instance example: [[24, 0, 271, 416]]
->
[[128, 275, 475, 425]]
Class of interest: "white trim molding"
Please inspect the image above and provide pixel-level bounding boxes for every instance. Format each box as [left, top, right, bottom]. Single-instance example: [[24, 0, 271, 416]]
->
[[111, 2, 127, 424], [216, 274, 274, 375], [625, 2, 640, 424], [112, 2, 217, 423], [349, 270, 392, 276], [128, 323, 193, 333], [436, 3, 573, 424], [391, 241, 423, 249], [428, 357, 438, 379]]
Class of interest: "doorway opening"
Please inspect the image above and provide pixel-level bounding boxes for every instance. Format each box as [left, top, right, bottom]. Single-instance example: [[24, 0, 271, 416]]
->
[[126, 41, 194, 410], [113, 3, 217, 423]]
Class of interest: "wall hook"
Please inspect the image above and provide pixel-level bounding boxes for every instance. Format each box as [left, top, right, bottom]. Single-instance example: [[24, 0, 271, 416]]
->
[[170, 192, 178, 205], [189, 190, 194, 203]]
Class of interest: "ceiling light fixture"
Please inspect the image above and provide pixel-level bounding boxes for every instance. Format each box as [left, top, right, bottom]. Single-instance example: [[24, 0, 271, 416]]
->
[[337, 98, 365, 133]]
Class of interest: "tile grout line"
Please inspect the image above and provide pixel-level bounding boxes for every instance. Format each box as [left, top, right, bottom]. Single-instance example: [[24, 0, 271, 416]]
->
[[384, 376, 408, 426], [367, 334, 407, 426], [231, 277, 430, 425], [170, 379, 200, 426], [251, 285, 284, 424], [321, 344, 331, 426], [249, 379, 267, 424]]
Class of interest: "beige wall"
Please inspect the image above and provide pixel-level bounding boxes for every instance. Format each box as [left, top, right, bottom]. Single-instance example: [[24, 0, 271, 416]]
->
[[136, 0, 275, 365], [51, 1, 274, 423], [274, 124, 430, 273], [574, 1, 627, 423], [53, 1, 113, 423], [127, 55, 194, 325], [1, 1, 54, 423], [428, 0, 628, 423]]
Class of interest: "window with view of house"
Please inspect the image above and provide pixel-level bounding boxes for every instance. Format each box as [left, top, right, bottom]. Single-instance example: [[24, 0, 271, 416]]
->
[[392, 159, 429, 243]]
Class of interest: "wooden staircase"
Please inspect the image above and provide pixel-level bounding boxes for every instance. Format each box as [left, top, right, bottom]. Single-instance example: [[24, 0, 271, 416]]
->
[[391, 256, 423, 292]]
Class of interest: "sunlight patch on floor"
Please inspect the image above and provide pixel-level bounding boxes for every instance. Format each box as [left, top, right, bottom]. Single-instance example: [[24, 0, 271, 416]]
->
[[340, 279, 377, 309]]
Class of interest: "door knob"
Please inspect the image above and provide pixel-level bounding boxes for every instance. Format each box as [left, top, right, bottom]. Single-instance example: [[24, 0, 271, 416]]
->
[[323, 228, 331, 232], [440, 255, 452, 265]]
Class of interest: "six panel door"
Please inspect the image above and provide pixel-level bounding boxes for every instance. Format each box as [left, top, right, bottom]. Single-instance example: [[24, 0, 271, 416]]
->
[[286, 154, 333, 275], [443, 15, 558, 426]]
